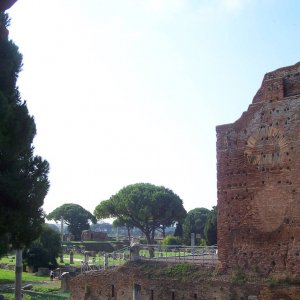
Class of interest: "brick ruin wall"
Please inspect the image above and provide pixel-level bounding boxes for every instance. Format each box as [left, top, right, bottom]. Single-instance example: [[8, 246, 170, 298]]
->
[[81, 230, 107, 241], [69, 262, 300, 300], [216, 61, 300, 277]]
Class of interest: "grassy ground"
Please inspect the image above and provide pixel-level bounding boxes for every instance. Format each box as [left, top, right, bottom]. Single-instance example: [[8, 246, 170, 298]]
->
[[0, 255, 15, 265], [0, 269, 48, 284], [0, 269, 69, 299]]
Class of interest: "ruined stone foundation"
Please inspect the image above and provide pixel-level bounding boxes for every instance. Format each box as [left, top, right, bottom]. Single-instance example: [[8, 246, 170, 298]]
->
[[69, 261, 300, 300], [216, 62, 300, 278]]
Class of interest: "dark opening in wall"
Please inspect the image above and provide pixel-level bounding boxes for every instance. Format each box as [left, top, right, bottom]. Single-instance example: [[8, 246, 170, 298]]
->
[[172, 291, 175, 300], [151, 289, 154, 300], [112, 285, 115, 297], [133, 284, 141, 300], [194, 293, 197, 299]]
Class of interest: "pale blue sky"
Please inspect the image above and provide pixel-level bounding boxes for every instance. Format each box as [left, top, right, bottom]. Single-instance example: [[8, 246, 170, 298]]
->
[[8, 0, 300, 216]]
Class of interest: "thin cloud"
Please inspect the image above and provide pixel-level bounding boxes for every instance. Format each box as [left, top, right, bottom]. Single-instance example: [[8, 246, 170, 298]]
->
[[143, 0, 187, 15], [221, 0, 251, 12]]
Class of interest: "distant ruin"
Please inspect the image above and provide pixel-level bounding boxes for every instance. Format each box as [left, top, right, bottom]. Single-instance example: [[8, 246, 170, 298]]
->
[[81, 230, 107, 241], [217, 62, 300, 277]]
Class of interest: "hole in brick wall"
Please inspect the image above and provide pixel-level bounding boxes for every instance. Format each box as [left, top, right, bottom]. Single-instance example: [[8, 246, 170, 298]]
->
[[172, 291, 175, 300], [271, 261, 276, 267], [112, 285, 115, 297], [286, 152, 289, 155], [291, 236, 294, 240], [151, 289, 154, 300], [276, 122, 279, 125], [278, 181, 281, 184], [194, 294, 197, 299], [262, 181, 265, 184]]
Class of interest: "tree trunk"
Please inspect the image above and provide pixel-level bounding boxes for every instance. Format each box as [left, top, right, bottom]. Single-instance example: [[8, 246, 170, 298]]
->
[[127, 227, 131, 241], [162, 225, 166, 238], [15, 248, 22, 300], [146, 234, 154, 258]]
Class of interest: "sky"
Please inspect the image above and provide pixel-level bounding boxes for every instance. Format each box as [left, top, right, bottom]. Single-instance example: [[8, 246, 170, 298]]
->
[[6, 0, 300, 218]]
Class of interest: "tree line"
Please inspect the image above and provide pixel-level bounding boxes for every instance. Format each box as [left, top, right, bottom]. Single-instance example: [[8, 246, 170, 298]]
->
[[45, 183, 217, 248]]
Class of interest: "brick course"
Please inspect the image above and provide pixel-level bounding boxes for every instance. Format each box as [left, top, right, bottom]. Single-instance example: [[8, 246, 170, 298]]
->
[[216, 62, 300, 277], [69, 262, 300, 300]]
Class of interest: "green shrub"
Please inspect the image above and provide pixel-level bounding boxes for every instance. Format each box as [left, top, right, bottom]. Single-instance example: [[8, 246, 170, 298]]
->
[[161, 235, 181, 246]]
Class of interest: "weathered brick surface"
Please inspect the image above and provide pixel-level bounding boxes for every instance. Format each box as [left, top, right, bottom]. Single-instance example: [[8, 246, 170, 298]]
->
[[69, 262, 300, 300], [69, 263, 231, 300], [216, 62, 300, 277]]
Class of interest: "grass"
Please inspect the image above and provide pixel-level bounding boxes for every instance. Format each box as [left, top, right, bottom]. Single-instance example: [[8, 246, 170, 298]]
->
[[63, 240, 116, 244], [0, 255, 15, 266], [1, 293, 31, 300], [0, 269, 48, 284], [0, 270, 69, 299], [135, 261, 215, 281]]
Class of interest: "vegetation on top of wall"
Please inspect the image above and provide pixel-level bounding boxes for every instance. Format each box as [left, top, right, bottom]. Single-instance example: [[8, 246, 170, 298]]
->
[[125, 261, 216, 281]]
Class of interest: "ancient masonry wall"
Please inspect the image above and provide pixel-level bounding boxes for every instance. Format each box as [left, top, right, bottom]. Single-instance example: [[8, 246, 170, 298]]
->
[[69, 265, 230, 300], [216, 62, 300, 276], [68, 263, 300, 300]]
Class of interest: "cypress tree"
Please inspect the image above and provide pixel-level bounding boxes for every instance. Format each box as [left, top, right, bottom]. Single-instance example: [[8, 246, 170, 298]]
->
[[0, 12, 50, 298]]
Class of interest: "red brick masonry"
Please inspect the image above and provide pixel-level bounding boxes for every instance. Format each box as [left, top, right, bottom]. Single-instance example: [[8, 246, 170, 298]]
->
[[216, 62, 300, 277]]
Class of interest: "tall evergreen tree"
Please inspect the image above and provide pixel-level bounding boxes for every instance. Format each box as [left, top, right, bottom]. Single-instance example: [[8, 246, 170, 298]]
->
[[0, 10, 49, 299], [204, 206, 217, 246]]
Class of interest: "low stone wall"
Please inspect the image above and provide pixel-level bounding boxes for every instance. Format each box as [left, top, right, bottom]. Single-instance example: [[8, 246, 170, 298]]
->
[[69, 261, 300, 300]]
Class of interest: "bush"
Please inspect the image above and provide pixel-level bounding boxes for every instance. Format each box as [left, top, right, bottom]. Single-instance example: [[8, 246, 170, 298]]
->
[[161, 235, 181, 246]]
